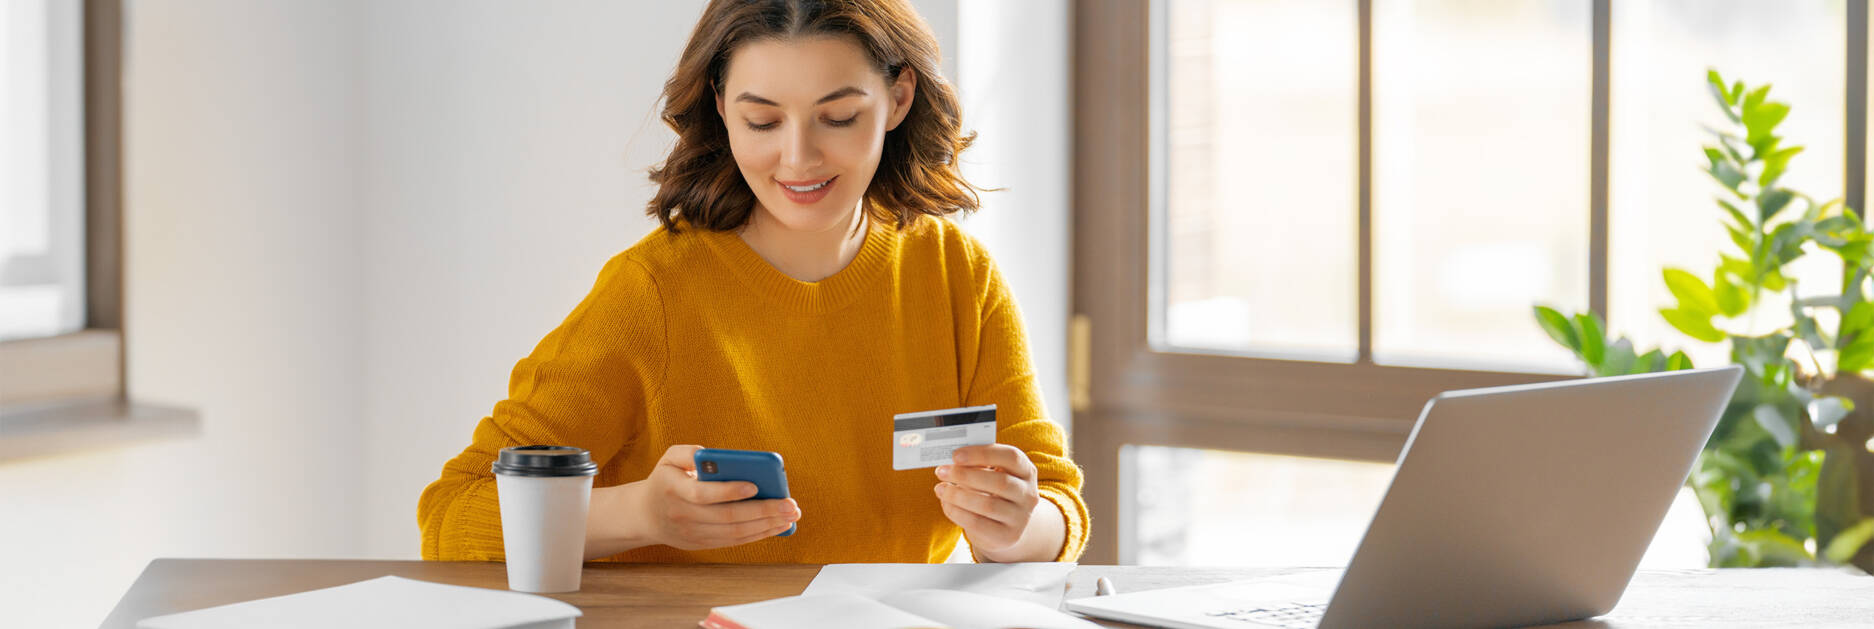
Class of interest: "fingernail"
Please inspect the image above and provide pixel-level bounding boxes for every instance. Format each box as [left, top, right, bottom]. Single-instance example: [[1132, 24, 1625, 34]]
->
[[934, 483, 948, 495], [935, 465, 951, 477]]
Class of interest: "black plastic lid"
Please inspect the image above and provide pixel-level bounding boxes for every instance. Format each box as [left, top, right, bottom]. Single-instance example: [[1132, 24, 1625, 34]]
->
[[492, 445, 598, 477]]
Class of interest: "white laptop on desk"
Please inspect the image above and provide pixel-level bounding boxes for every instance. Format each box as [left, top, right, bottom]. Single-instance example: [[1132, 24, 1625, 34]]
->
[[1067, 366, 1743, 629]]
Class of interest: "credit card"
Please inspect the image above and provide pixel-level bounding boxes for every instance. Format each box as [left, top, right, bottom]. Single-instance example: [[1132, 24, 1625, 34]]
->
[[892, 404, 998, 471]]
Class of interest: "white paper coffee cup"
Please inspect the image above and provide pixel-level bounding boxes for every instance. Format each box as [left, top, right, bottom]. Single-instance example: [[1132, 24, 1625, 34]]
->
[[493, 445, 599, 593]]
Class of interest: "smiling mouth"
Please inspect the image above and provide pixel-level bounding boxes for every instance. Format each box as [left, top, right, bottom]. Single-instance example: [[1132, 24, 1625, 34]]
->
[[779, 177, 835, 192]]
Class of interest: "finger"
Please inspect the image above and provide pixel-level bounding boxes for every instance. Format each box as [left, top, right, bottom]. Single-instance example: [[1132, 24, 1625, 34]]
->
[[721, 517, 799, 547], [685, 497, 798, 525], [939, 496, 1015, 544], [937, 464, 1028, 501], [659, 444, 704, 471], [681, 476, 759, 505], [935, 481, 1026, 525], [693, 513, 800, 545], [952, 445, 1037, 480]]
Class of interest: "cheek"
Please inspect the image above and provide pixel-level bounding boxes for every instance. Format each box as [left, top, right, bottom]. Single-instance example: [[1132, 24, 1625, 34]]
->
[[727, 129, 780, 173], [826, 126, 887, 170]]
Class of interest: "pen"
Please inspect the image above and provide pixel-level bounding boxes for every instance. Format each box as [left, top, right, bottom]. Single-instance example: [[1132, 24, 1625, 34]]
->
[[1095, 576, 1117, 597]]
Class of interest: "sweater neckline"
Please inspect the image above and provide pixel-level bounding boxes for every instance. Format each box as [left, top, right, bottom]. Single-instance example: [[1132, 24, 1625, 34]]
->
[[692, 216, 898, 314]]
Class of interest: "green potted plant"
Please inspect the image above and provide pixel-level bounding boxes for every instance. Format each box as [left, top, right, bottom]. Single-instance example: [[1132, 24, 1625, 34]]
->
[[1535, 70, 1874, 570]]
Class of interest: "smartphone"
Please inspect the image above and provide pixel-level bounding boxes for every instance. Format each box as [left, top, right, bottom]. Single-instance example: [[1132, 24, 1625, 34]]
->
[[692, 448, 795, 537]]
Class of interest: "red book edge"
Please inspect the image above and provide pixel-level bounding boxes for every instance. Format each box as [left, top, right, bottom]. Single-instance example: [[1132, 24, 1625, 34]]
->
[[698, 610, 751, 629]]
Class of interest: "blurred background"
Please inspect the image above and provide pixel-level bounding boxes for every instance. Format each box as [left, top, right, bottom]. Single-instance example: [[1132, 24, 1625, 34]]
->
[[4, 0, 1868, 627]]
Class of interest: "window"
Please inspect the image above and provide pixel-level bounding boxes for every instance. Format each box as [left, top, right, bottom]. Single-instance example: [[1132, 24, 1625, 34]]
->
[[1073, 0, 1864, 564], [2, 0, 88, 343]]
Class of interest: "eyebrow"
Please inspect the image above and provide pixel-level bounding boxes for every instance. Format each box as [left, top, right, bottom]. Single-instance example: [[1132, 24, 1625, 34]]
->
[[734, 86, 868, 107]]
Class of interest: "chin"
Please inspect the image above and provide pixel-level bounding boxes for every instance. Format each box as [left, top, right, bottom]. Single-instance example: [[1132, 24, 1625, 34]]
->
[[755, 196, 864, 232]]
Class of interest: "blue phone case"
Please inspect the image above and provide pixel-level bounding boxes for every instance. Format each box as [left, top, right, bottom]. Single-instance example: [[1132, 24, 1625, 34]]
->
[[693, 448, 795, 537]]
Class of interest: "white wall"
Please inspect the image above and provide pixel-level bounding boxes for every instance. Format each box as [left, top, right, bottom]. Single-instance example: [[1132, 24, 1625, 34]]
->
[[953, 0, 1073, 433], [0, 2, 368, 627], [356, 0, 694, 558]]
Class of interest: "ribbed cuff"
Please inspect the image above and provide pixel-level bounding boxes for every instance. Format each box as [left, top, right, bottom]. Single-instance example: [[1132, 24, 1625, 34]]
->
[[1039, 483, 1089, 562], [440, 478, 507, 561]]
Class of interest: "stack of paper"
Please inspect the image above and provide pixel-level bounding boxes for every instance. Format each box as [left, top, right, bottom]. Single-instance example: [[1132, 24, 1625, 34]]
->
[[135, 576, 581, 629]]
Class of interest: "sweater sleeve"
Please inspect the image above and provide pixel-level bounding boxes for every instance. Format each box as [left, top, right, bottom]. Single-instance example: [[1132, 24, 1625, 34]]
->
[[417, 255, 666, 561], [960, 256, 1090, 562]]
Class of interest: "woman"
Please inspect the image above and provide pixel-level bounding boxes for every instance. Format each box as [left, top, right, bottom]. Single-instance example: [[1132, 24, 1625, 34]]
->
[[418, 0, 1088, 564]]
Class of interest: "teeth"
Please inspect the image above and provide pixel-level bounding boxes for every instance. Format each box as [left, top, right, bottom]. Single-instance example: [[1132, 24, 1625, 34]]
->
[[783, 178, 832, 193]]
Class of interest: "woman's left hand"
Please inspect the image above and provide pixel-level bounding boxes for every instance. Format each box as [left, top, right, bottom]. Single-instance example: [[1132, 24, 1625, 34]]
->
[[934, 444, 1040, 556]]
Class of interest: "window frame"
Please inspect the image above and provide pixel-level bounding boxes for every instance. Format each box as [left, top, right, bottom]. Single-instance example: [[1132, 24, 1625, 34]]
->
[[1, 0, 123, 408], [1070, 0, 1869, 564], [0, 0, 195, 462]]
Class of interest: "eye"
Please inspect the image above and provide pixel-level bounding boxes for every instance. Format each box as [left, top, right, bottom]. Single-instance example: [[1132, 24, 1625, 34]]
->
[[825, 114, 859, 127], [746, 120, 779, 132]]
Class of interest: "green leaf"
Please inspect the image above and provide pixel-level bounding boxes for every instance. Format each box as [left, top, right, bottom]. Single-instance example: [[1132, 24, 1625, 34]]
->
[[1707, 155, 1748, 192], [1533, 306, 1580, 354], [1633, 349, 1667, 374], [1759, 146, 1804, 189], [1735, 528, 1815, 567], [1823, 518, 1874, 564], [1844, 301, 1874, 336], [1762, 268, 1790, 291], [1707, 69, 1738, 113], [1666, 350, 1694, 371], [1718, 198, 1753, 229], [1574, 313, 1605, 366], [1662, 307, 1726, 343], [1664, 269, 1722, 315], [1719, 255, 1755, 279], [1758, 188, 1796, 223], [1838, 334, 1874, 372], [1752, 404, 1800, 449], [1744, 102, 1791, 152], [1726, 223, 1756, 256], [1714, 274, 1749, 317], [1599, 338, 1637, 377], [1741, 84, 1770, 113]]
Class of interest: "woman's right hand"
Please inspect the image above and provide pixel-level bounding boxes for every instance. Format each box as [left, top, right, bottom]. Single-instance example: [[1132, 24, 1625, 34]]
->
[[587, 444, 800, 557]]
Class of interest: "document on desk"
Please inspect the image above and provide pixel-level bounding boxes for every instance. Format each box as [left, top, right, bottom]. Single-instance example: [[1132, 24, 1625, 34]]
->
[[801, 562, 1076, 609], [134, 575, 580, 629]]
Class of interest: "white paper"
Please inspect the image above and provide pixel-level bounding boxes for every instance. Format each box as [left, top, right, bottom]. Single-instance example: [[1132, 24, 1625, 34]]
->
[[801, 562, 1077, 609], [135, 575, 581, 629], [881, 589, 1103, 629]]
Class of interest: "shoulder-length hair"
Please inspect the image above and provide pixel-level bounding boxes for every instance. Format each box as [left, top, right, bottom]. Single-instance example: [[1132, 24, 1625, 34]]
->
[[646, 0, 984, 232]]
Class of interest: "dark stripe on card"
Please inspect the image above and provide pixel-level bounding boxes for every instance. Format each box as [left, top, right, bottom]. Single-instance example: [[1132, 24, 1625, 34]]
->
[[893, 406, 997, 430]]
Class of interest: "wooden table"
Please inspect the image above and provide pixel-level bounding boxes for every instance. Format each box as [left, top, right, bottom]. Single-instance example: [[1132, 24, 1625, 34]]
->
[[100, 559, 1874, 628]]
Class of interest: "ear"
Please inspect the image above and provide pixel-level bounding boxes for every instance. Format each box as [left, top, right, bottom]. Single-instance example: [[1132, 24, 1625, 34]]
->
[[885, 66, 918, 131], [715, 85, 727, 122]]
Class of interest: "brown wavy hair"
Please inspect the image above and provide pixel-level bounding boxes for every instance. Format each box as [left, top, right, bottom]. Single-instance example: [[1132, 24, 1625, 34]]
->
[[646, 0, 984, 233]]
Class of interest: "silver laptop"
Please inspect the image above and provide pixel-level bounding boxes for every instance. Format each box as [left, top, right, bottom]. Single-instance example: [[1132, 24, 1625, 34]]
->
[[1067, 366, 1743, 629]]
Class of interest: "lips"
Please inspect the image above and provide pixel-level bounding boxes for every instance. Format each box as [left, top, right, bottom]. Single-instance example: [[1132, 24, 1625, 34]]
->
[[777, 175, 837, 204]]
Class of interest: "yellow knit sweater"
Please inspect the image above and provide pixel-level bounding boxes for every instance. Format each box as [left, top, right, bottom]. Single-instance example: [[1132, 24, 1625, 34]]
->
[[417, 216, 1089, 563]]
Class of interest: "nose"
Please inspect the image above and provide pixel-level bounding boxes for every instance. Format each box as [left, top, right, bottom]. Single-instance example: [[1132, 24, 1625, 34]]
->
[[779, 121, 822, 174]]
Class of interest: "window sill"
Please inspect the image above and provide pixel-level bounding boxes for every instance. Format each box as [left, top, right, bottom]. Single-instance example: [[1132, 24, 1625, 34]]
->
[[0, 397, 199, 464]]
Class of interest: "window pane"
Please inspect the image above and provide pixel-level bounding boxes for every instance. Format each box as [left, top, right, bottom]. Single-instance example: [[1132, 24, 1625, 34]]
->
[[1, 0, 87, 342], [1130, 446, 1393, 566], [1610, 1, 1843, 366], [1156, 0, 1358, 361], [1372, 0, 1590, 372], [1128, 445, 1715, 568]]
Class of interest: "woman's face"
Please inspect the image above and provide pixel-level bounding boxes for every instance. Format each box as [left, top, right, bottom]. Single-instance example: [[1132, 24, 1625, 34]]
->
[[716, 36, 916, 233]]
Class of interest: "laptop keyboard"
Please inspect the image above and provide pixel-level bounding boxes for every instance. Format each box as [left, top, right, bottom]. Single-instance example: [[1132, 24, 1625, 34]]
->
[[1205, 602, 1327, 628]]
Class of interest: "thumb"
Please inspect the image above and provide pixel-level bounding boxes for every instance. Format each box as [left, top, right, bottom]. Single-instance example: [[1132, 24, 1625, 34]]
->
[[660, 444, 704, 472]]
